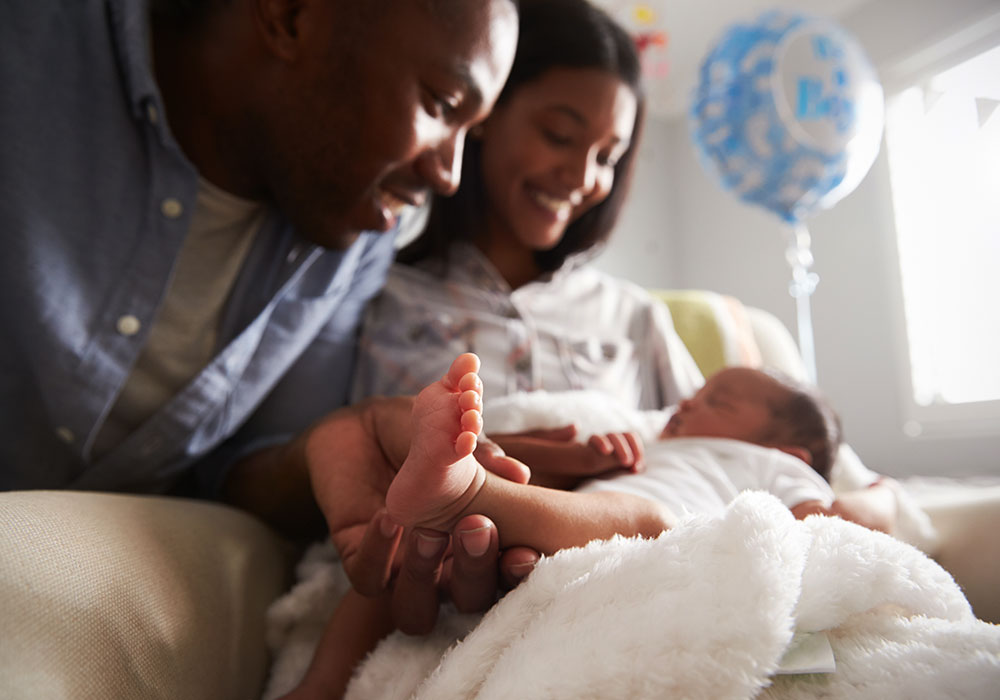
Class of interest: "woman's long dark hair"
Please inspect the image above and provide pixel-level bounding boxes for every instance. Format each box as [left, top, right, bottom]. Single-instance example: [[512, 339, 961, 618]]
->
[[398, 0, 645, 273]]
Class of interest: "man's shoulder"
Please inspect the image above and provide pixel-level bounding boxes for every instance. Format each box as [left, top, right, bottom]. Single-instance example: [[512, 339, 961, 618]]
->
[[5, 0, 121, 42]]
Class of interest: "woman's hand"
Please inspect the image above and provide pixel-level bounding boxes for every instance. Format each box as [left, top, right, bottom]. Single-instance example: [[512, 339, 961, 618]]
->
[[490, 427, 646, 490]]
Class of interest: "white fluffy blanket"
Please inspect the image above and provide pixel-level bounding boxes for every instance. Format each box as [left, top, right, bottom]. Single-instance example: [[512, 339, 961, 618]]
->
[[264, 493, 1000, 699], [262, 391, 998, 699]]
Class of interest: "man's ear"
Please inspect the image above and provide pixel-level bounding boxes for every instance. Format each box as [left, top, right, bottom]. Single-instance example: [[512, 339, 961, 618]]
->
[[775, 445, 813, 465], [253, 0, 308, 62]]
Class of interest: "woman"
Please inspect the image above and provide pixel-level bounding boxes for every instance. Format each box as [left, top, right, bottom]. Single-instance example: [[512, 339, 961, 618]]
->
[[353, 0, 702, 413]]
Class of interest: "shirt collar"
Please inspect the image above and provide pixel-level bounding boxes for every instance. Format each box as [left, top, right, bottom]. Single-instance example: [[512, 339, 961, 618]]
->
[[444, 241, 513, 294], [107, 0, 159, 119], [443, 241, 588, 295]]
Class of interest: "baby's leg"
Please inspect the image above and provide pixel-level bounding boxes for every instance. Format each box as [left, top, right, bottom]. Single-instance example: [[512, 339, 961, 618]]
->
[[386, 353, 675, 551], [385, 353, 487, 530]]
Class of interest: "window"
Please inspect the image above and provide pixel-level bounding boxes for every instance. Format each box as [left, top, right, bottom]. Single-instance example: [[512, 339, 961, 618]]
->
[[884, 42, 1000, 436]]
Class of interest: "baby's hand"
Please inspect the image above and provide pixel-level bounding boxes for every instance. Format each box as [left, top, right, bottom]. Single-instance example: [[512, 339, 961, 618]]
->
[[585, 431, 646, 475], [489, 428, 646, 490]]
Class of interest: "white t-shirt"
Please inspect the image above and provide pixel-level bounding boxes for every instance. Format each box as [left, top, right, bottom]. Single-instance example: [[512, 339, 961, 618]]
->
[[575, 437, 835, 518], [93, 178, 265, 456]]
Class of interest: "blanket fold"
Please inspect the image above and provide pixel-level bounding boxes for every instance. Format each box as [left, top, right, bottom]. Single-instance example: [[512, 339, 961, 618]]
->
[[264, 492, 1000, 700]]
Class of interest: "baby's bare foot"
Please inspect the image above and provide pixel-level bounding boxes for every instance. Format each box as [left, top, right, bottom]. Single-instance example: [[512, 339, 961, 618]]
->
[[385, 353, 487, 530]]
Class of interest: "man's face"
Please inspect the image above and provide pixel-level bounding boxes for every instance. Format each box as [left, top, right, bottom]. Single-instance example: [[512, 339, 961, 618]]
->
[[248, 0, 518, 249]]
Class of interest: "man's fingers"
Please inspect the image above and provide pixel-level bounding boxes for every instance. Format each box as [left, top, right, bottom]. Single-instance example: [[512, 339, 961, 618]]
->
[[347, 509, 402, 597], [392, 528, 449, 635], [448, 515, 500, 613], [498, 546, 540, 589], [477, 440, 531, 484]]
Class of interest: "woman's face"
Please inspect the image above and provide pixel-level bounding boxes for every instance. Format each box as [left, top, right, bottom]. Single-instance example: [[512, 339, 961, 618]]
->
[[478, 67, 637, 259]]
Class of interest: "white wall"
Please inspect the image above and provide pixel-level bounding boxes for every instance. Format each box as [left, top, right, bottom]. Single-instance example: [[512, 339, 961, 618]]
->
[[592, 116, 681, 284], [596, 0, 1000, 478]]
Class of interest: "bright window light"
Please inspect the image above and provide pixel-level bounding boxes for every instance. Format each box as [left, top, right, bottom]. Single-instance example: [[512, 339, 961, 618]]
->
[[885, 44, 1000, 409]]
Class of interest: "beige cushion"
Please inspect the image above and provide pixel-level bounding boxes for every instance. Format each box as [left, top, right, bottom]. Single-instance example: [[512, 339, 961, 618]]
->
[[743, 306, 808, 381], [907, 482, 1000, 624], [650, 289, 763, 379], [0, 491, 293, 699]]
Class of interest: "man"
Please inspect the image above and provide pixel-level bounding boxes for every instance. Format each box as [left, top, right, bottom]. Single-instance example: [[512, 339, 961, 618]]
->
[[1, 0, 528, 631]]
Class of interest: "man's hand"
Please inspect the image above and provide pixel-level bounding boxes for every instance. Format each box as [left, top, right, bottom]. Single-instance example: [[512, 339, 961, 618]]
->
[[303, 397, 540, 632], [347, 509, 539, 634], [302, 397, 411, 582]]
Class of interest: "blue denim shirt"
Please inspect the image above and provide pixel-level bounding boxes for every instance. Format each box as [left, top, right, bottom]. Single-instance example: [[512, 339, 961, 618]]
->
[[0, 0, 396, 492]]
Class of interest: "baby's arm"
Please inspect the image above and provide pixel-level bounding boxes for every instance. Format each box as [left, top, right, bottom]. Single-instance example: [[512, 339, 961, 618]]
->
[[790, 500, 833, 520], [790, 481, 898, 534], [828, 481, 898, 533]]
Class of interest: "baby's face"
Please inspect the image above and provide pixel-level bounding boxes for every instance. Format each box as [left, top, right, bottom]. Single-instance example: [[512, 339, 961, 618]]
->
[[661, 367, 788, 442]]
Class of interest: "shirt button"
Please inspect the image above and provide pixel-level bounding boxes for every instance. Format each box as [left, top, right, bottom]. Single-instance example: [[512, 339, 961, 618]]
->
[[160, 198, 184, 219], [116, 314, 142, 336], [146, 103, 159, 125], [56, 427, 75, 444]]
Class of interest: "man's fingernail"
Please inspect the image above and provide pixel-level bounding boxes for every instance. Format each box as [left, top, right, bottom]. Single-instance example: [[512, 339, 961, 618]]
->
[[416, 532, 448, 559], [459, 525, 492, 557], [509, 561, 537, 577], [380, 513, 400, 538]]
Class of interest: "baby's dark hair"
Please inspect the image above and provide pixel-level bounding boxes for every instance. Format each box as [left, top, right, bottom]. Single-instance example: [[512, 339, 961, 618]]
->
[[760, 371, 842, 481]]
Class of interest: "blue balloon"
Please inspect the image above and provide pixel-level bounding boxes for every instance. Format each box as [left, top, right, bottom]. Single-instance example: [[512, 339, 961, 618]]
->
[[690, 11, 884, 223]]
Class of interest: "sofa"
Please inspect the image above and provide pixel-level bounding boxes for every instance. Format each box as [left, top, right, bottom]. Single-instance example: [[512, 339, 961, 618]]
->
[[2, 291, 998, 700]]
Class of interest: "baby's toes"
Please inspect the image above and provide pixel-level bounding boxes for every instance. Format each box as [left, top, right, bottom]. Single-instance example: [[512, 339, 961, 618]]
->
[[445, 353, 481, 389], [460, 407, 483, 435], [455, 430, 478, 457], [458, 388, 482, 413], [457, 371, 482, 396]]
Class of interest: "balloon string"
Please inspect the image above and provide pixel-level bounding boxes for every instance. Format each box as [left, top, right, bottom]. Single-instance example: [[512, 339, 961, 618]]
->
[[784, 222, 819, 384]]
